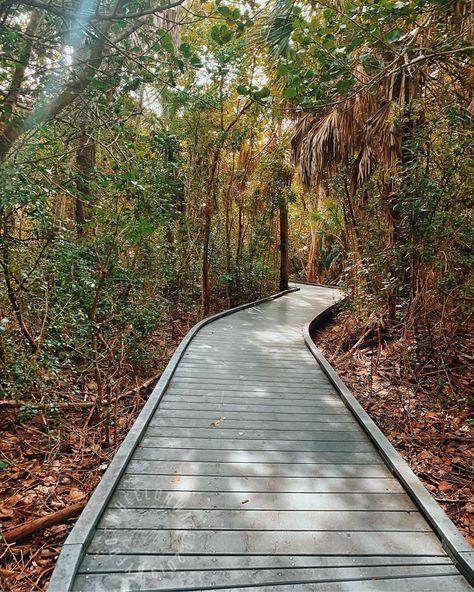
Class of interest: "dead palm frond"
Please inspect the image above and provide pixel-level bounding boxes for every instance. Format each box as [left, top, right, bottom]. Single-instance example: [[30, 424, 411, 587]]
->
[[293, 62, 422, 192]]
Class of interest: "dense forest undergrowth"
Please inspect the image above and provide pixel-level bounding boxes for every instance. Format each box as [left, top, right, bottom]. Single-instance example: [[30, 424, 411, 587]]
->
[[0, 0, 473, 587]]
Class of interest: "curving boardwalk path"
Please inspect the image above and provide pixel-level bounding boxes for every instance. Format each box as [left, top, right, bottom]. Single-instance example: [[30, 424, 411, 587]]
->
[[50, 285, 473, 591]]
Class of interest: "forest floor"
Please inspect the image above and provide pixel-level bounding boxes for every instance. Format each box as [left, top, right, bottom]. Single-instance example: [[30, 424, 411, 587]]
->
[[314, 309, 474, 548], [0, 311, 198, 592]]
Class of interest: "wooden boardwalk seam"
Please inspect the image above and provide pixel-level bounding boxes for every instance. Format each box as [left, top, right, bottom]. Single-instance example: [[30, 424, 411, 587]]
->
[[49, 284, 474, 591]]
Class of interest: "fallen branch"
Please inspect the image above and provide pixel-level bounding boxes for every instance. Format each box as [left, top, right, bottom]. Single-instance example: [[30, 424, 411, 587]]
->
[[0, 374, 161, 409], [1, 501, 86, 544], [119, 373, 161, 398], [0, 400, 93, 409], [408, 434, 473, 443]]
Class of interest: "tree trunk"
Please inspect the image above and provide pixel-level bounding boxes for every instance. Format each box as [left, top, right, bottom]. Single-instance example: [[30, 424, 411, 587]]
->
[[75, 124, 95, 237], [201, 146, 221, 316], [279, 195, 289, 291], [306, 225, 318, 282], [201, 203, 211, 316], [0, 4, 116, 163], [0, 11, 41, 162]]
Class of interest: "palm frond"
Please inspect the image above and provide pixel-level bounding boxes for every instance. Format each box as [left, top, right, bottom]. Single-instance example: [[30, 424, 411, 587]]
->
[[253, 0, 296, 59]]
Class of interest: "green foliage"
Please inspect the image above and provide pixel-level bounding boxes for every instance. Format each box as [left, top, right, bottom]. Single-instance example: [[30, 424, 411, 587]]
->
[[0, 0, 471, 414]]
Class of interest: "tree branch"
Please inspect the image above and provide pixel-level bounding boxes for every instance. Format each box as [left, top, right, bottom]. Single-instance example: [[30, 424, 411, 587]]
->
[[14, 0, 185, 21]]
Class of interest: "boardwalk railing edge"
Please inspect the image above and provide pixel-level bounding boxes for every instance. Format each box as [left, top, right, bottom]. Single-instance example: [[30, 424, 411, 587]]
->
[[290, 279, 341, 289], [48, 286, 299, 592], [303, 301, 474, 585]]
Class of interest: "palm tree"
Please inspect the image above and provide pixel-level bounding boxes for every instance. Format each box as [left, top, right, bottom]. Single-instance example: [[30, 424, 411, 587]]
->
[[255, 0, 428, 318]]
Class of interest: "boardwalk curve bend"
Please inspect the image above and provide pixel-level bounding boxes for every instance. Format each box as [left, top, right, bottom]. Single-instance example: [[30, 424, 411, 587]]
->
[[50, 284, 474, 591]]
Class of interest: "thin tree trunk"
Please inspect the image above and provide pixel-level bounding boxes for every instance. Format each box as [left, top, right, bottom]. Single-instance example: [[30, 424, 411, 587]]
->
[[306, 225, 318, 282], [0, 10, 41, 161], [0, 213, 37, 352], [75, 123, 95, 237], [201, 149, 220, 317], [201, 202, 212, 316], [279, 194, 289, 291]]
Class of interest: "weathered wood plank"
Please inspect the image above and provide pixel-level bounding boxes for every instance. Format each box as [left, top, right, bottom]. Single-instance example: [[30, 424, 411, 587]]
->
[[152, 409, 356, 423], [145, 427, 366, 441], [182, 354, 318, 363], [138, 437, 374, 452], [166, 386, 337, 396], [132, 448, 383, 465], [162, 396, 344, 408], [149, 417, 359, 430], [174, 367, 327, 379], [180, 357, 319, 365], [78, 554, 453, 574], [108, 491, 417, 511], [178, 358, 326, 367], [98, 508, 429, 531], [159, 399, 349, 412], [87, 529, 446, 556], [185, 345, 306, 353], [164, 393, 341, 404], [166, 384, 336, 394], [116, 474, 402, 493], [205, 577, 473, 592], [125, 460, 388, 477], [72, 566, 463, 592], [170, 375, 333, 385]]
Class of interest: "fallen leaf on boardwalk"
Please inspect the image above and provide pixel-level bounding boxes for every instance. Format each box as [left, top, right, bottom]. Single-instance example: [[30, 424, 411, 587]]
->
[[210, 416, 225, 427]]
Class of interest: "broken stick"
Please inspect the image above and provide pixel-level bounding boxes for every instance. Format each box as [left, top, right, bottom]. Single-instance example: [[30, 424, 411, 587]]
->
[[2, 501, 86, 544]]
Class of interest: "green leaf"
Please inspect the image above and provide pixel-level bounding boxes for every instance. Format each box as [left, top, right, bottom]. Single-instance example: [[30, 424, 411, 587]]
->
[[89, 78, 111, 91], [210, 25, 222, 44], [180, 42, 192, 57], [283, 86, 297, 98], [0, 460, 9, 470], [336, 77, 353, 92], [190, 56, 203, 68], [220, 25, 233, 43], [217, 5, 232, 17], [210, 23, 233, 45], [258, 86, 271, 98], [385, 28, 402, 42]]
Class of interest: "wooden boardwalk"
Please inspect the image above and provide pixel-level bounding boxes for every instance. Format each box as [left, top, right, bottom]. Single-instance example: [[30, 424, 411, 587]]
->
[[50, 285, 473, 591]]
